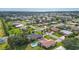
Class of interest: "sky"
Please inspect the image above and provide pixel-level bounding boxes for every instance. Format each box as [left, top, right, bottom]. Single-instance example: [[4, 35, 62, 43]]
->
[[0, 8, 79, 12]]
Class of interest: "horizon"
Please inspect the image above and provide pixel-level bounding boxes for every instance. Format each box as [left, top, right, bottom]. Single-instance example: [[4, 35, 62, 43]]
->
[[0, 8, 79, 12]]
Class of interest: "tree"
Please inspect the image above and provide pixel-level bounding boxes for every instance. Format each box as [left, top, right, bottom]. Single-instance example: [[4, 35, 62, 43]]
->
[[8, 28, 23, 35], [26, 27, 35, 34], [8, 35, 29, 49], [7, 22, 13, 28], [55, 16, 60, 21], [62, 37, 79, 50]]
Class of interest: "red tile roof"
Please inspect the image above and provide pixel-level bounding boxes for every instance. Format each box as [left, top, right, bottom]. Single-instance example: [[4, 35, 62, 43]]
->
[[39, 39, 56, 48]]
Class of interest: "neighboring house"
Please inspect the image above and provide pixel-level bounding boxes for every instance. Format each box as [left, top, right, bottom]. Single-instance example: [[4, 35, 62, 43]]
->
[[13, 22, 20, 26], [20, 26, 27, 31], [12, 21, 21, 25], [15, 24, 24, 28], [27, 34, 43, 40], [56, 36, 65, 42], [46, 31, 54, 35], [54, 46, 66, 50], [75, 35, 79, 39], [50, 27, 59, 32], [13, 21, 24, 28], [0, 38, 5, 43], [39, 38, 56, 48], [0, 37, 8, 43], [60, 30, 73, 35], [72, 26, 79, 32]]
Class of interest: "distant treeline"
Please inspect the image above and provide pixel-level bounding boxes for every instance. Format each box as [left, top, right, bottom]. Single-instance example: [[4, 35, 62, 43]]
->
[[0, 11, 79, 17]]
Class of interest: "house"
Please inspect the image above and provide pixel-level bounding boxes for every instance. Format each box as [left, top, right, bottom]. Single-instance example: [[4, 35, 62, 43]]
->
[[0, 37, 8, 43], [20, 26, 27, 31], [50, 27, 59, 32], [72, 26, 79, 32], [15, 24, 24, 28], [27, 34, 43, 40], [46, 31, 54, 35], [75, 35, 79, 39], [54, 46, 66, 50], [12, 21, 24, 28], [60, 30, 73, 35], [56, 36, 65, 42], [39, 38, 56, 48], [0, 38, 5, 43], [12, 21, 21, 25]]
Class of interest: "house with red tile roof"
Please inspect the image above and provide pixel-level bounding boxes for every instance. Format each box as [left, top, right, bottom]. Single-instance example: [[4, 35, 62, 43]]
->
[[39, 38, 56, 48]]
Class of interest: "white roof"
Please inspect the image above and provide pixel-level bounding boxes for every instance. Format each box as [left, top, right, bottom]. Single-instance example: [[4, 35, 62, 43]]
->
[[56, 36, 65, 42], [46, 31, 54, 35], [16, 24, 23, 27], [60, 30, 72, 35]]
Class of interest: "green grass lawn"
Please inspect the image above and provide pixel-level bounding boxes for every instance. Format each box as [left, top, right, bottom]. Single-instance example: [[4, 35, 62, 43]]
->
[[53, 42, 64, 49], [0, 20, 5, 37], [49, 35, 59, 40], [56, 42, 63, 47], [53, 32, 62, 37], [44, 35, 54, 39], [0, 43, 8, 50]]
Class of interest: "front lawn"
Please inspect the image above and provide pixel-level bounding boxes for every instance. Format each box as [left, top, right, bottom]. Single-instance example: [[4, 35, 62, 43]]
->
[[53, 32, 62, 37], [44, 35, 53, 39]]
